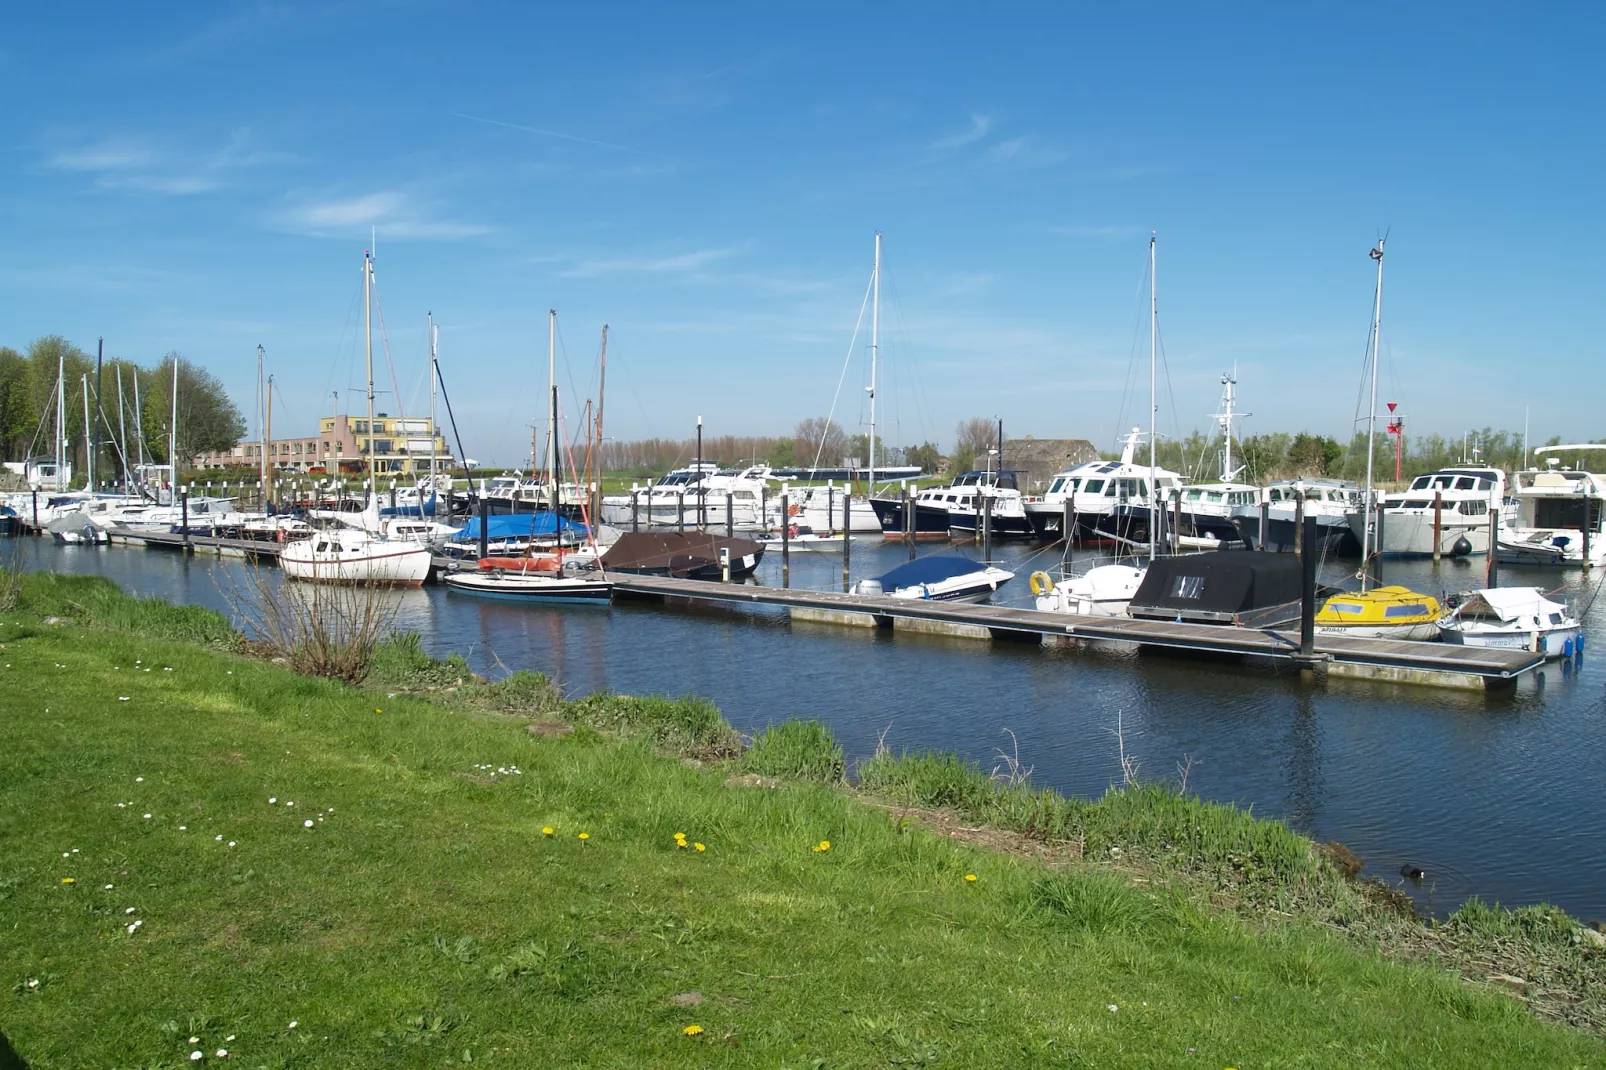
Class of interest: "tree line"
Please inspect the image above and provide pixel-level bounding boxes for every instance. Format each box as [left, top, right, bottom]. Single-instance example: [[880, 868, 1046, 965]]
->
[[591, 417, 940, 477], [0, 336, 245, 476]]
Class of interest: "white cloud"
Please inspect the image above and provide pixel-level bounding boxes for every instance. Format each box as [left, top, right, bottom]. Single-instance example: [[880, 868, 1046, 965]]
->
[[931, 112, 993, 150], [559, 247, 736, 278], [276, 190, 489, 240], [47, 132, 287, 196]]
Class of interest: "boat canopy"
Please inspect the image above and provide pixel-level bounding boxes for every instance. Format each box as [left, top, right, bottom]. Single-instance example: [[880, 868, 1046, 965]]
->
[[1457, 586, 1568, 621], [450, 512, 587, 541], [1128, 550, 1303, 626], [873, 555, 988, 590]]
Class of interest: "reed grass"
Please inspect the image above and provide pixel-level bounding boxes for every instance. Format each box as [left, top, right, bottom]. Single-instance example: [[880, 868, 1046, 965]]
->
[[742, 719, 846, 783]]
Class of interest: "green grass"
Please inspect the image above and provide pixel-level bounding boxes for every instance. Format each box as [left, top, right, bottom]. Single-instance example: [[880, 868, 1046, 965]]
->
[[0, 577, 1603, 1067], [742, 720, 846, 784]]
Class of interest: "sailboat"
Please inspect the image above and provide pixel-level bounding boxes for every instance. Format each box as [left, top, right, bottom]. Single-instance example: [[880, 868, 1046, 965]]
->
[[445, 310, 613, 604], [1315, 238, 1440, 639], [280, 251, 432, 586], [1035, 233, 1164, 616]]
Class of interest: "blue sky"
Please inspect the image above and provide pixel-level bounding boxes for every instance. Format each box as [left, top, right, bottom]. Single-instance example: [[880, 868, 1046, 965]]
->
[[3, 2, 1601, 466]]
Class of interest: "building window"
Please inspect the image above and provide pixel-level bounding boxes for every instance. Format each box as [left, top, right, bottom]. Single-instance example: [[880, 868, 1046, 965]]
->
[[354, 421, 368, 434], [374, 440, 393, 455]]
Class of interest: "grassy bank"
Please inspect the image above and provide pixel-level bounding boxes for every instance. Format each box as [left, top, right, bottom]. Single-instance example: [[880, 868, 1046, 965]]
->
[[1, 574, 1603, 1067]]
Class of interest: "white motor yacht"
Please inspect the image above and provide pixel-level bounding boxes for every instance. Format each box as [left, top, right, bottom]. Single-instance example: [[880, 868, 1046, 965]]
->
[[1346, 466, 1507, 557], [1021, 459, 1108, 539], [1231, 479, 1360, 554], [1496, 447, 1606, 567], [1030, 563, 1145, 617]]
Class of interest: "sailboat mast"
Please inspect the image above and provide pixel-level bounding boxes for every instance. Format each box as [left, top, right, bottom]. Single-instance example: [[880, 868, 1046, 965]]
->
[[116, 367, 128, 492], [81, 374, 93, 490], [1148, 231, 1158, 564], [869, 231, 880, 487], [596, 324, 608, 516], [257, 345, 267, 490], [548, 309, 559, 508], [1221, 375, 1234, 480], [428, 313, 438, 486], [265, 372, 274, 505], [168, 356, 179, 500], [1363, 238, 1385, 568], [55, 345, 65, 491], [365, 250, 375, 499]]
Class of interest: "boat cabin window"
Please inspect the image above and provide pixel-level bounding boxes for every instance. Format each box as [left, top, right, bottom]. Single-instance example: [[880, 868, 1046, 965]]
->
[[1232, 492, 1256, 506], [1479, 478, 1494, 491], [1267, 488, 1284, 502], [1304, 488, 1323, 501], [1205, 491, 1223, 503], [1328, 490, 1347, 502], [1118, 479, 1148, 498], [1549, 612, 1565, 625], [1458, 501, 1488, 515], [1384, 604, 1430, 619], [1455, 477, 1477, 490], [1326, 602, 1364, 615], [1082, 479, 1105, 495], [1048, 476, 1066, 494], [1410, 476, 1431, 490], [1184, 489, 1202, 502], [1170, 575, 1205, 600], [315, 542, 329, 552]]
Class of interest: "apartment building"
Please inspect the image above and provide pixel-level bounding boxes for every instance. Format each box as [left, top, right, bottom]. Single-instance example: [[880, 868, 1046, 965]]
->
[[193, 413, 454, 475]]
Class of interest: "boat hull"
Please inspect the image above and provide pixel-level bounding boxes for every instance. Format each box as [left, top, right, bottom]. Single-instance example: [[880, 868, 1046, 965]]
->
[[279, 545, 432, 586], [1314, 622, 1440, 641], [1231, 512, 1358, 555], [867, 497, 952, 539], [444, 572, 612, 603], [945, 510, 1036, 540], [1440, 623, 1580, 658], [1346, 511, 1490, 557]]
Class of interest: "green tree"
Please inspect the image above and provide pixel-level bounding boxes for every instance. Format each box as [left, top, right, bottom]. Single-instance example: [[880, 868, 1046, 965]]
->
[[905, 441, 941, 474]]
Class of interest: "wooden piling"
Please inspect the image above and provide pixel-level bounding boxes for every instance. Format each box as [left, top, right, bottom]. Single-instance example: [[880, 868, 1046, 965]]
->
[[1433, 491, 1443, 563], [1300, 513, 1318, 658], [842, 494, 851, 592], [781, 494, 791, 588], [1487, 509, 1499, 587]]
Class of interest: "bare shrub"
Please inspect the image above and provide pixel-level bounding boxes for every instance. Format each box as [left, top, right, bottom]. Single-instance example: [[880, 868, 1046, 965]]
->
[[224, 566, 402, 683]]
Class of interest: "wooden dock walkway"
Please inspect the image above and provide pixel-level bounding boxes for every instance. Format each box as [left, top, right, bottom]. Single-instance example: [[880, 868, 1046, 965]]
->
[[608, 574, 1543, 689], [105, 526, 284, 559]]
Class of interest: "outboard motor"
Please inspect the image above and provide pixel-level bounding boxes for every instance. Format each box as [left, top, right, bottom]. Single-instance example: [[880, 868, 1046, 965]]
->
[[1450, 536, 1473, 557], [855, 578, 884, 597]]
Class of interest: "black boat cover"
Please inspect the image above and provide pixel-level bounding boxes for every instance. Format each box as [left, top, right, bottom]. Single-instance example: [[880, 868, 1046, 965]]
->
[[599, 532, 764, 579], [1127, 550, 1303, 626], [873, 555, 985, 590]]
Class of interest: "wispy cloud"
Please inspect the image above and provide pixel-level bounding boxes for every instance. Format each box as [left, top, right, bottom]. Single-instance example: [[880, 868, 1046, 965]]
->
[[454, 112, 637, 153], [275, 190, 490, 240], [559, 247, 736, 279], [930, 112, 992, 150], [987, 137, 1067, 167], [49, 131, 287, 195]]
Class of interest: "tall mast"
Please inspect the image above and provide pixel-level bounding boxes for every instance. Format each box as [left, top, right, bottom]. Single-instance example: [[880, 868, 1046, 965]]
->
[[1212, 372, 1250, 482], [548, 309, 559, 508], [596, 324, 608, 516], [55, 344, 65, 491], [365, 250, 375, 499], [1148, 231, 1158, 564], [1362, 237, 1385, 576], [428, 313, 439, 487], [869, 231, 880, 487], [95, 338, 103, 485], [116, 366, 128, 492], [168, 356, 179, 500], [81, 374, 93, 490], [132, 370, 144, 468], [265, 372, 274, 504], [257, 345, 267, 489]]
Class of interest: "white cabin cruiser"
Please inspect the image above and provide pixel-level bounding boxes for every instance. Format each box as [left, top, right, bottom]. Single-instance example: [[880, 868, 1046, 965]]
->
[[852, 555, 1015, 603], [1346, 467, 1507, 557], [1030, 563, 1145, 617], [1021, 459, 1108, 539], [1059, 430, 1184, 544], [1231, 479, 1360, 554], [1495, 448, 1606, 567], [1439, 586, 1581, 658]]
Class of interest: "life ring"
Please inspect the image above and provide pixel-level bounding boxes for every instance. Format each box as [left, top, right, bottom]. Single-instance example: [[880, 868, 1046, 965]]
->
[[1029, 571, 1055, 597], [787, 503, 801, 517]]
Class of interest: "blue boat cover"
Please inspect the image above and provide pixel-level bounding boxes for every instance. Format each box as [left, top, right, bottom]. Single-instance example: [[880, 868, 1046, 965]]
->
[[450, 512, 588, 541], [873, 555, 982, 590]]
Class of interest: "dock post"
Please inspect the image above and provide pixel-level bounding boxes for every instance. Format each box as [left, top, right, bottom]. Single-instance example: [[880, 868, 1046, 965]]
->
[[1299, 514, 1317, 659], [1259, 499, 1270, 551], [981, 492, 992, 561], [677, 492, 685, 534], [1433, 492, 1443, 563], [478, 496, 489, 562], [1374, 499, 1386, 585], [1172, 490, 1182, 554], [781, 494, 790, 588], [842, 494, 851, 592], [720, 546, 731, 583], [31, 490, 38, 535], [1487, 509, 1499, 587], [1583, 506, 1592, 570], [181, 493, 192, 555], [827, 484, 835, 535], [1293, 497, 1304, 556], [760, 485, 767, 533], [905, 485, 916, 559], [1063, 499, 1074, 566], [726, 495, 733, 538], [631, 490, 640, 532]]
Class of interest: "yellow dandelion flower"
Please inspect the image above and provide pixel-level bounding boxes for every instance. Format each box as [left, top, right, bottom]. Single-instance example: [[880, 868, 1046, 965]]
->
[[578, 832, 590, 841], [60, 877, 75, 885], [542, 827, 554, 836], [675, 839, 688, 849], [673, 831, 686, 839], [694, 843, 706, 852], [812, 839, 831, 853], [682, 1024, 704, 1037], [965, 873, 978, 882]]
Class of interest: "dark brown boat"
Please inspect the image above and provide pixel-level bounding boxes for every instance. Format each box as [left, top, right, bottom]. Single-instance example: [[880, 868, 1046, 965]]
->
[[599, 532, 765, 580]]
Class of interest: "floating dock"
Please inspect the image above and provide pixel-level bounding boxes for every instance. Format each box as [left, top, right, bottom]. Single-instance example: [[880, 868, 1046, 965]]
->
[[609, 575, 1544, 690], [104, 526, 284, 559]]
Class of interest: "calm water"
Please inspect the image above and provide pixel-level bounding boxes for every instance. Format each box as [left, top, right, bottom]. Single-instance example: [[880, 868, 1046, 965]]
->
[[9, 535, 1606, 921]]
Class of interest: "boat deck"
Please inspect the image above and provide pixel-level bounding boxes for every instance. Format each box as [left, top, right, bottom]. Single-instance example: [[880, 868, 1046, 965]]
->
[[608, 574, 1542, 688]]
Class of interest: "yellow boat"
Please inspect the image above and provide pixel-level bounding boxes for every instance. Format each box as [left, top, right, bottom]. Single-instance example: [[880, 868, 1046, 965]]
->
[[1314, 585, 1442, 640]]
